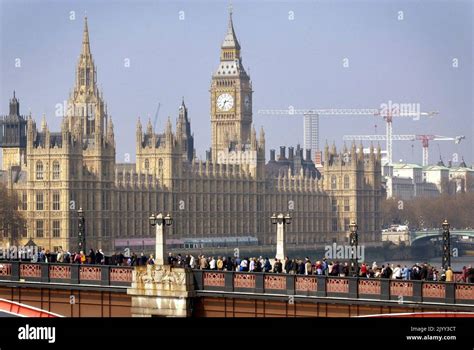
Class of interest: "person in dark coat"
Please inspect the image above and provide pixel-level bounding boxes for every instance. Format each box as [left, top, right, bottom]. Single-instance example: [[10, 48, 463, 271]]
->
[[139, 253, 148, 266], [131, 252, 138, 266], [284, 257, 291, 274], [88, 249, 96, 265], [226, 257, 234, 271], [95, 250, 102, 264], [117, 251, 124, 266], [263, 258, 272, 272], [297, 260, 305, 275], [273, 259, 282, 273]]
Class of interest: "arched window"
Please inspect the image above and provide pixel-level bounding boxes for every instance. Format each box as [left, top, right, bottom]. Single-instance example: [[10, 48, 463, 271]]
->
[[36, 161, 44, 180], [344, 175, 350, 189], [330, 175, 337, 189], [144, 159, 149, 170], [158, 158, 163, 175], [52, 161, 60, 180]]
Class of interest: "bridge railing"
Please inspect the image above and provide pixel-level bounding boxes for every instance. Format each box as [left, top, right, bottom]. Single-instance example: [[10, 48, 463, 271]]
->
[[0, 261, 133, 287], [1, 261, 473, 305], [193, 270, 474, 305]]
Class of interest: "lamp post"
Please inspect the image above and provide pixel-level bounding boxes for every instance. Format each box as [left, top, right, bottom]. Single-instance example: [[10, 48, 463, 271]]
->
[[442, 219, 450, 270], [349, 220, 359, 276], [149, 213, 173, 265], [77, 207, 85, 253], [271, 213, 291, 261]]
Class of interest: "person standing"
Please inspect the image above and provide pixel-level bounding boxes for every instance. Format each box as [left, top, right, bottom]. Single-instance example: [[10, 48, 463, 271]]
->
[[147, 254, 155, 265], [445, 267, 454, 282]]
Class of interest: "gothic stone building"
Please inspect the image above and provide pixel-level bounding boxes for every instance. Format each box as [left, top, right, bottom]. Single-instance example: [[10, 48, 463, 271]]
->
[[0, 14, 382, 254]]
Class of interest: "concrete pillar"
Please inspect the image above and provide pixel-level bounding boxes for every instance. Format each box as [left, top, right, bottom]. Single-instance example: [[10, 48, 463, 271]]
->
[[155, 222, 165, 265], [127, 265, 195, 317], [276, 215, 286, 261]]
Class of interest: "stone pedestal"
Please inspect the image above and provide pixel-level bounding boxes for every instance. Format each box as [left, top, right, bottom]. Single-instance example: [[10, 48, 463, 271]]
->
[[127, 265, 195, 317], [275, 222, 286, 261]]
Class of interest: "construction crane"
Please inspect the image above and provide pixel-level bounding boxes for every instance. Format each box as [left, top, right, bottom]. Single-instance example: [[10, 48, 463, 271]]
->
[[153, 102, 161, 133], [257, 107, 438, 164], [342, 134, 465, 166]]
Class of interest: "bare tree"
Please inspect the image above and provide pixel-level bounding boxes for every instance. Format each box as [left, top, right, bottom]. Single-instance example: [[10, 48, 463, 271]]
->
[[381, 193, 474, 230], [0, 183, 26, 246]]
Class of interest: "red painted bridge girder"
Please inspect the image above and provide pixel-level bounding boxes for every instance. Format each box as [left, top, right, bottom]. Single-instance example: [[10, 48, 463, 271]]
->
[[0, 298, 62, 317]]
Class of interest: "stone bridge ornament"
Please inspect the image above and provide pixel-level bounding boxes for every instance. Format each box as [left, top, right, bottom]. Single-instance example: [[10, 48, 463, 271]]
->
[[128, 265, 194, 317], [134, 265, 186, 286]]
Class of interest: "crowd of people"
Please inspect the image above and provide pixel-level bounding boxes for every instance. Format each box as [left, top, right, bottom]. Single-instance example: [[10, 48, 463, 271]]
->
[[174, 254, 474, 283], [3, 249, 474, 283]]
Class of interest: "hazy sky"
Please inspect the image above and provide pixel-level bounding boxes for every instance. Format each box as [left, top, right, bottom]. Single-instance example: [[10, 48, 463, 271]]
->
[[1, 0, 473, 165]]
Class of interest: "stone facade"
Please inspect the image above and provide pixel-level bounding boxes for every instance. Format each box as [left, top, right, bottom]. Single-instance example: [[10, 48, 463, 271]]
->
[[0, 13, 382, 254]]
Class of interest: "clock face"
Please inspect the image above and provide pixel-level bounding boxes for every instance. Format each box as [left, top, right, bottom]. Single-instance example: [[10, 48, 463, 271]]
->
[[217, 93, 234, 112], [244, 95, 251, 111]]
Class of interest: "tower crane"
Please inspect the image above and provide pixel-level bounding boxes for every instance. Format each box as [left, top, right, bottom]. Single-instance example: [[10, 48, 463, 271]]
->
[[257, 107, 438, 164], [342, 134, 465, 166], [153, 102, 161, 133]]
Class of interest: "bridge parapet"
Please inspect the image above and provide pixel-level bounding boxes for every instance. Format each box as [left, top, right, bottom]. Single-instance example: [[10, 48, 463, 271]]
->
[[1, 262, 473, 310], [193, 270, 474, 306], [0, 261, 133, 287]]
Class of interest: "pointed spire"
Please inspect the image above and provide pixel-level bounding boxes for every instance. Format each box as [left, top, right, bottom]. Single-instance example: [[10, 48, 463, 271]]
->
[[136, 117, 142, 131], [358, 142, 364, 160], [222, 3, 240, 50], [41, 113, 47, 131], [61, 117, 68, 133], [9, 90, 20, 116], [107, 116, 114, 136], [250, 125, 257, 149], [259, 126, 265, 145], [437, 156, 445, 167], [146, 118, 153, 135], [166, 116, 172, 134], [82, 16, 91, 56]]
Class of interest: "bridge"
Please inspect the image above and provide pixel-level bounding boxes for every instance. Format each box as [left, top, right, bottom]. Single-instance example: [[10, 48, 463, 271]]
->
[[0, 261, 473, 317], [410, 229, 474, 245]]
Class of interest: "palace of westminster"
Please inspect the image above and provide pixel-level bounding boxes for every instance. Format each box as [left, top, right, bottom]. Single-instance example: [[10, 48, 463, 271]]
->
[[0, 12, 382, 253]]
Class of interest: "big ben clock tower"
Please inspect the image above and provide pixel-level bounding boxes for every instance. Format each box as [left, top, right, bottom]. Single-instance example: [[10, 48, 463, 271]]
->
[[210, 8, 253, 163]]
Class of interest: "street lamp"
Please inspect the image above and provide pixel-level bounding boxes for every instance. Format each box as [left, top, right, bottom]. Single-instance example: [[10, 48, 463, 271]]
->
[[149, 212, 173, 265], [349, 220, 358, 276], [271, 213, 291, 261], [77, 207, 85, 253], [442, 219, 450, 270]]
